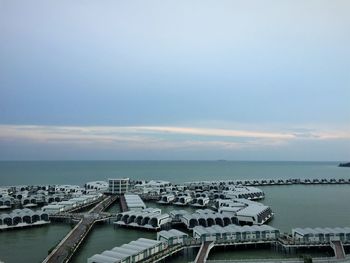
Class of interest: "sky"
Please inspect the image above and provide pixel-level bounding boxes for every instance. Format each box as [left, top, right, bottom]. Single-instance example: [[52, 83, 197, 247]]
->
[[0, 0, 349, 161]]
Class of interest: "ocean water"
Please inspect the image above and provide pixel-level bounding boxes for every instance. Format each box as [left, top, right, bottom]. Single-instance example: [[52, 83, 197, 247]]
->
[[0, 161, 349, 263], [0, 161, 348, 186]]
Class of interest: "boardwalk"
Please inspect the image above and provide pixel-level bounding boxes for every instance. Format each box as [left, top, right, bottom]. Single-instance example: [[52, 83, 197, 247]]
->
[[42, 195, 117, 263], [331, 241, 346, 259], [195, 241, 214, 263], [141, 238, 350, 263], [119, 194, 128, 212]]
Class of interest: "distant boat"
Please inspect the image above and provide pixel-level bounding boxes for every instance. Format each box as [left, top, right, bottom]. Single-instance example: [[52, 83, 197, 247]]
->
[[338, 162, 350, 167]]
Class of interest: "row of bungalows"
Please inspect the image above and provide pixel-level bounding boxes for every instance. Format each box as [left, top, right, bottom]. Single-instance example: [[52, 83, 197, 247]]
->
[[20, 192, 60, 207], [215, 199, 273, 225], [191, 197, 210, 207], [0, 187, 11, 197], [11, 192, 64, 208], [157, 193, 176, 204], [1, 194, 64, 210], [124, 194, 146, 211], [133, 180, 172, 195], [193, 225, 280, 242], [292, 227, 350, 243], [0, 196, 15, 209], [157, 229, 189, 245], [114, 208, 171, 230], [0, 208, 50, 229], [85, 181, 109, 193], [221, 186, 265, 200], [51, 184, 84, 194], [184, 181, 225, 191], [158, 193, 209, 207], [173, 209, 238, 230], [87, 238, 166, 263], [185, 178, 350, 188], [41, 194, 101, 214], [173, 193, 193, 206], [10, 184, 83, 201], [179, 183, 266, 201]]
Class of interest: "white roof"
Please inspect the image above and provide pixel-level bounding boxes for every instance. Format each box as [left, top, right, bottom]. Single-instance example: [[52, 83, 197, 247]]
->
[[158, 229, 188, 239], [89, 238, 163, 263], [194, 225, 279, 236], [101, 251, 126, 260], [111, 247, 136, 256], [293, 227, 350, 235], [236, 204, 269, 217], [88, 254, 119, 263]]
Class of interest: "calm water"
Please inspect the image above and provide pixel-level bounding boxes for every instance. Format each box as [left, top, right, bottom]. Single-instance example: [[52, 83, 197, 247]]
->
[[0, 161, 349, 263], [0, 161, 348, 186]]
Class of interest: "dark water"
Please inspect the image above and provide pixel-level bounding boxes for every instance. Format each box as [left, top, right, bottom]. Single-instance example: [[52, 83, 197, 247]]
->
[[0, 224, 72, 263], [0, 161, 349, 263]]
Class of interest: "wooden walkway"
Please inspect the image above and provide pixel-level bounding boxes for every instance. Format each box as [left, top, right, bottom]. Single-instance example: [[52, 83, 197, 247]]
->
[[331, 241, 346, 259], [195, 241, 214, 263], [42, 195, 117, 263], [119, 194, 128, 212]]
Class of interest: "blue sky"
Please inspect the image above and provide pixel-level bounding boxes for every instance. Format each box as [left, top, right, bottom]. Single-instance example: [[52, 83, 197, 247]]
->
[[0, 0, 349, 160]]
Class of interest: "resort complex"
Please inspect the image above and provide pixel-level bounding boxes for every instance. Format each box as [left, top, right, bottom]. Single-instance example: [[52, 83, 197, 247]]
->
[[1, 176, 350, 263]]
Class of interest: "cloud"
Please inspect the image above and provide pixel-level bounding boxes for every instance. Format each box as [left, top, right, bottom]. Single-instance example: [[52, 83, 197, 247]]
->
[[0, 125, 349, 153], [132, 126, 295, 139]]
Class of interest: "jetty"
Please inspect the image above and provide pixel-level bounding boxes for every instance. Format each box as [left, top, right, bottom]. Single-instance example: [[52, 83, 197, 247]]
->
[[185, 177, 350, 189], [119, 194, 128, 212], [195, 241, 214, 263], [121, 237, 349, 263], [42, 195, 117, 263]]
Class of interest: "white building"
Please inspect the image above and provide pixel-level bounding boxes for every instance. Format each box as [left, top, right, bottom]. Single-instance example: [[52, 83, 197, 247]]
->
[[157, 194, 175, 204], [87, 238, 166, 263], [42, 194, 100, 214], [115, 208, 171, 230], [124, 194, 146, 211], [157, 229, 188, 245], [0, 208, 50, 230], [193, 225, 279, 242], [85, 181, 108, 193], [108, 178, 129, 194], [292, 227, 350, 243], [216, 199, 273, 225], [0, 196, 15, 209], [134, 180, 171, 194], [176, 209, 237, 229], [191, 197, 210, 207], [221, 186, 265, 200]]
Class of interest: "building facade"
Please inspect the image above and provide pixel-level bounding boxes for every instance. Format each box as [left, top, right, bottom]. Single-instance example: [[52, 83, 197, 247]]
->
[[108, 178, 129, 194]]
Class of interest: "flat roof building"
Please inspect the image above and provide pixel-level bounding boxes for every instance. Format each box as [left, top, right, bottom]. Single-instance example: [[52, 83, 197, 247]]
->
[[108, 178, 129, 194]]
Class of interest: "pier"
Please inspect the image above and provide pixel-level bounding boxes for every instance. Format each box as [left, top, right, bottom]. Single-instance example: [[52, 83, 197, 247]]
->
[[119, 194, 128, 212], [195, 241, 214, 263], [185, 178, 350, 188], [135, 237, 350, 263], [42, 195, 117, 263], [331, 241, 346, 259]]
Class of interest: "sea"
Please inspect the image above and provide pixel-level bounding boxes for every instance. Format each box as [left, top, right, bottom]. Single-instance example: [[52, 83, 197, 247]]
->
[[0, 161, 349, 263]]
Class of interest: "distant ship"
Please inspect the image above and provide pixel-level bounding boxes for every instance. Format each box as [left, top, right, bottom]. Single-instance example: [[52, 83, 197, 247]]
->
[[338, 162, 350, 167]]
